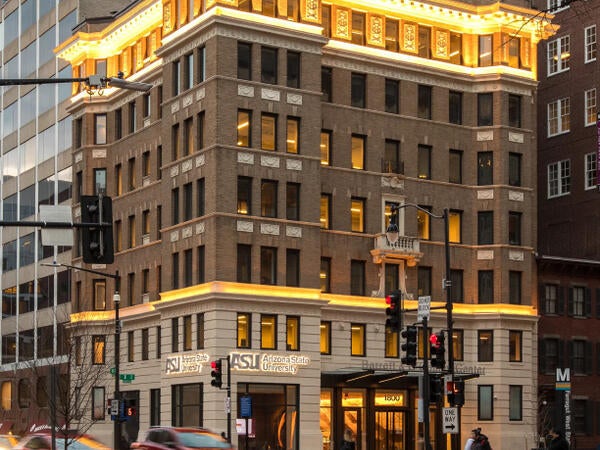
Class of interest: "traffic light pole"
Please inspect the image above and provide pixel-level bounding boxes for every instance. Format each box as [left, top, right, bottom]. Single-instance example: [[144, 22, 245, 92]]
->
[[422, 316, 432, 450], [114, 272, 122, 450]]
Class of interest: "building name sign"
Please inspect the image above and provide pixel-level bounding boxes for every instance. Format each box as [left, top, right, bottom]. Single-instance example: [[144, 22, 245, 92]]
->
[[230, 352, 310, 374], [166, 352, 210, 375]]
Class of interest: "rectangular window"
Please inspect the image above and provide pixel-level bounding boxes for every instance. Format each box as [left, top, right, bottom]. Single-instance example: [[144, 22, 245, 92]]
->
[[569, 286, 586, 317], [478, 93, 493, 126], [584, 88, 596, 126], [286, 183, 300, 221], [385, 19, 399, 52], [237, 110, 251, 147], [384, 139, 401, 174], [508, 386, 523, 420], [156, 326, 161, 359], [449, 91, 462, 125], [184, 249, 193, 287], [320, 257, 331, 293], [508, 212, 522, 245], [507, 37, 520, 68], [547, 36, 570, 75], [184, 117, 193, 155], [351, 12, 365, 45], [320, 321, 331, 354], [477, 211, 494, 245], [261, 179, 277, 217], [128, 331, 134, 362], [478, 270, 494, 304], [237, 313, 251, 348], [585, 153, 597, 190], [150, 389, 161, 426], [238, 42, 252, 80], [571, 340, 587, 374], [450, 270, 463, 303], [261, 314, 277, 349], [320, 194, 331, 229], [350, 260, 365, 296], [197, 313, 205, 349], [238, 176, 252, 215], [261, 47, 278, 84], [478, 385, 493, 420], [452, 329, 464, 361], [548, 159, 571, 197], [143, 93, 151, 118], [171, 187, 180, 225], [141, 329, 149, 360], [94, 114, 107, 145], [418, 85, 432, 119], [92, 336, 105, 365], [172, 123, 180, 160], [128, 215, 136, 248], [418, 144, 431, 180], [448, 210, 462, 243], [351, 135, 365, 170], [449, 149, 462, 184], [114, 109, 122, 141], [585, 25, 597, 63], [320, 131, 331, 166], [385, 326, 399, 358], [351, 323, 366, 356], [184, 52, 194, 90], [286, 117, 299, 153], [478, 330, 493, 362], [321, 67, 332, 102], [479, 35, 493, 66], [286, 51, 300, 88], [172, 253, 179, 290], [129, 101, 137, 133], [115, 164, 123, 196], [173, 60, 181, 95], [478, 152, 493, 185], [418, 26, 431, 58], [509, 153, 522, 187], [547, 98, 570, 136], [197, 112, 205, 150], [509, 330, 522, 362], [197, 246, 205, 284], [237, 244, 251, 283], [142, 151, 150, 178], [93, 280, 106, 310], [286, 316, 300, 351], [351, 198, 365, 233], [286, 249, 300, 287], [183, 182, 193, 222], [417, 266, 432, 297], [171, 317, 179, 352], [142, 268, 150, 294], [417, 206, 431, 240], [385, 79, 399, 114], [183, 315, 192, 351], [260, 247, 277, 285], [92, 387, 105, 420], [508, 94, 522, 128], [128, 158, 136, 191], [351, 73, 366, 108], [261, 113, 276, 151]]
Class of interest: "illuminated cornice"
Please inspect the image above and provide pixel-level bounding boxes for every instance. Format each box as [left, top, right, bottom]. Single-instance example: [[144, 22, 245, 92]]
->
[[56, 0, 162, 64], [327, 39, 537, 80]]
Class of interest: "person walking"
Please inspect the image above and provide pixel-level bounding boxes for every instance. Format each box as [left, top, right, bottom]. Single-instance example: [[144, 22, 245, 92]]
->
[[548, 428, 569, 450], [465, 429, 480, 450], [341, 428, 356, 450]]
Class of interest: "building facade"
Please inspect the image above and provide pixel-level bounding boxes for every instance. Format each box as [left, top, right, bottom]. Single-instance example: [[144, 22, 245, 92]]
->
[[536, 1, 600, 449], [55, 0, 552, 449]]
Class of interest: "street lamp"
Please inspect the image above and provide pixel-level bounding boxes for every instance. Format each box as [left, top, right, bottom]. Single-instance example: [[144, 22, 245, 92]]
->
[[386, 203, 455, 450]]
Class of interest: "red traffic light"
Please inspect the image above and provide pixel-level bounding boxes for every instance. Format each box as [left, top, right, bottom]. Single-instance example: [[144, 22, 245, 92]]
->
[[211, 360, 220, 371], [429, 333, 440, 348]]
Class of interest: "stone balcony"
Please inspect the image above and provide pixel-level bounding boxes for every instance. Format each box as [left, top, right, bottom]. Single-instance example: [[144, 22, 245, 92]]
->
[[370, 234, 422, 267]]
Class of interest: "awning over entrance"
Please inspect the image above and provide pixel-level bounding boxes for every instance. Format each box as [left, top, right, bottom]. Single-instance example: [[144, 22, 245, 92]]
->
[[322, 368, 480, 387]]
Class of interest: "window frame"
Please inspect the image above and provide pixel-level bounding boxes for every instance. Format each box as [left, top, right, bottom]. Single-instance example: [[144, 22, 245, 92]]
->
[[350, 323, 366, 356], [547, 35, 570, 76], [237, 313, 251, 348], [509, 330, 522, 362], [547, 159, 571, 198], [260, 314, 277, 350], [585, 25, 597, 63], [584, 152, 597, 190], [351, 73, 366, 108], [584, 88, 596, 127], [477, 330, 493, 362], [478, 270, 494, 304], [547, 97, 571, 136]]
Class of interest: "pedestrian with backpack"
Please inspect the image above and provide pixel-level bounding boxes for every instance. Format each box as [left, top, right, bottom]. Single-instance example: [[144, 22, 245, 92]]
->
[[472, 429, 492, 450], [465, 429, 480, 450], [547, 427, 569, 450]]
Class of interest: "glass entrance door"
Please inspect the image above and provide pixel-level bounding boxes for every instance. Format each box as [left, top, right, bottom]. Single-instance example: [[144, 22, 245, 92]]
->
[[375, 410, 404, 450], [343, 408, 361, 450]]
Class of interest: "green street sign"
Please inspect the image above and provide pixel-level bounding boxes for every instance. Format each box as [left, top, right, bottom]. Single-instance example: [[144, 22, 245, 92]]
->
[[120, 374, 135, 382], [110, 367, 116, 375]]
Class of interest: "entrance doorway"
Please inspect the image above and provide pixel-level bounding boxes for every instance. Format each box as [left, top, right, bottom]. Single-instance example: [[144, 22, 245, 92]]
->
[[343, 408, 361, 450], [375, 410, 404, 450]]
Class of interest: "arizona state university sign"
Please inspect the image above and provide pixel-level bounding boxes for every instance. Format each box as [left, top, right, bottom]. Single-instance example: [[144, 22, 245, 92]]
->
[[229, 352, 310, 374]]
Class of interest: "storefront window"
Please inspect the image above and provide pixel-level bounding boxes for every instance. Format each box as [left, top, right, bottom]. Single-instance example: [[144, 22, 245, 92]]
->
[[320, 391, 332, 450]]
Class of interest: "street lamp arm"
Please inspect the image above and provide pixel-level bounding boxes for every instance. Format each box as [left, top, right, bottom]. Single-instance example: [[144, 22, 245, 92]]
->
[[0, 75, 152, 92], [390, 202, 446, 220], [41, 261, 119, 280]]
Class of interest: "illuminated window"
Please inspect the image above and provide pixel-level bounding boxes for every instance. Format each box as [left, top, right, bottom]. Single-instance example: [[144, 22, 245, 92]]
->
[[417, 207, 431, 240], [547, 36, 570, 75], [1, 381, 12, 411], [261, 179, 277, 218], [351, 12, 365, 45], [94, 114, 107, 145], [478, 330, 493, 361], [351, 198, 364, 233], [237, 176, 252, 215], [351, 135, 365, 169], [320, 131, 331, 165], [452, 329, 464, 361], [585, 25, 596, 63], [479, 35, 493, 66], [584, 88, 596, 126], [320, 194, 331, 229], [448, 210, 461, 243], [286, 316, 300, 351], [128, 331, 134, 362], [321, 5, 331, 36], [509, 330, 522, 362], [261, 314, 276, 349], [183, 315, 192, 351], [351, 73, 366, 108], [320, 258, 331, 293], [417, 144, 431, 179], [260, 246, 277, 285], [237, 313, 251, 348], [237, 110, 251, 147], [320, 321, 331, 354], [351, 323, 366, 356], [450, 32, 462, 64], [286, 117, 299, 153], [92, 336, 105, 365], [385, 327, 399, 358], [261, 114, 276, 151], [385, 19, 399, 52], [507, 37, 520, 68], [93, 279, 106, 311], [418, 26, 431, 58]]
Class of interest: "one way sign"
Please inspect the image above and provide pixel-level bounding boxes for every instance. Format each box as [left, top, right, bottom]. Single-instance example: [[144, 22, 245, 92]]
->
[[442, 407, 459, 434]]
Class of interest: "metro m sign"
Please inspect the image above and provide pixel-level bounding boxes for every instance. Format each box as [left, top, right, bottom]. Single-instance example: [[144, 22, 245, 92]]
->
[[556, 368, 571, 391]]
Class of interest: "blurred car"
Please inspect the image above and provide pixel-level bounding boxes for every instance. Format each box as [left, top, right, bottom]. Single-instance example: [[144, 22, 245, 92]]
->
[[0, 433, 19, 449], [131, 427, 234, 450], [13, 432, 110, 449]]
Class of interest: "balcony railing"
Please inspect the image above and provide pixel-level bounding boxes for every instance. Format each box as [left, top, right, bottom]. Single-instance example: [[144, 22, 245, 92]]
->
[[371, 234, 422, 265]]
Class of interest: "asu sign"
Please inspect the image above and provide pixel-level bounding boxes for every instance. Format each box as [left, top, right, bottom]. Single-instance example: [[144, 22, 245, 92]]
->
[[166, 352, 210, 375], [230, 352, 310, 374]]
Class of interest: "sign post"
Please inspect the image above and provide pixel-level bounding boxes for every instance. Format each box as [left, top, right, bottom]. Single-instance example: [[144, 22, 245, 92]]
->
[[442, 407, 459, 434]]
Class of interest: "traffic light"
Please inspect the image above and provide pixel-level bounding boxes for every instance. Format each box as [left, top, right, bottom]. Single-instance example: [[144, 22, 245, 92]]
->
[[210, 360, 223, 388], [81, 195, 114, 264], [448, 380, 465, 406], [385, 290, 402, 332], [429, 331, 446, 369], [429, 376, 443, 403], [401, 326, 418, 367]]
